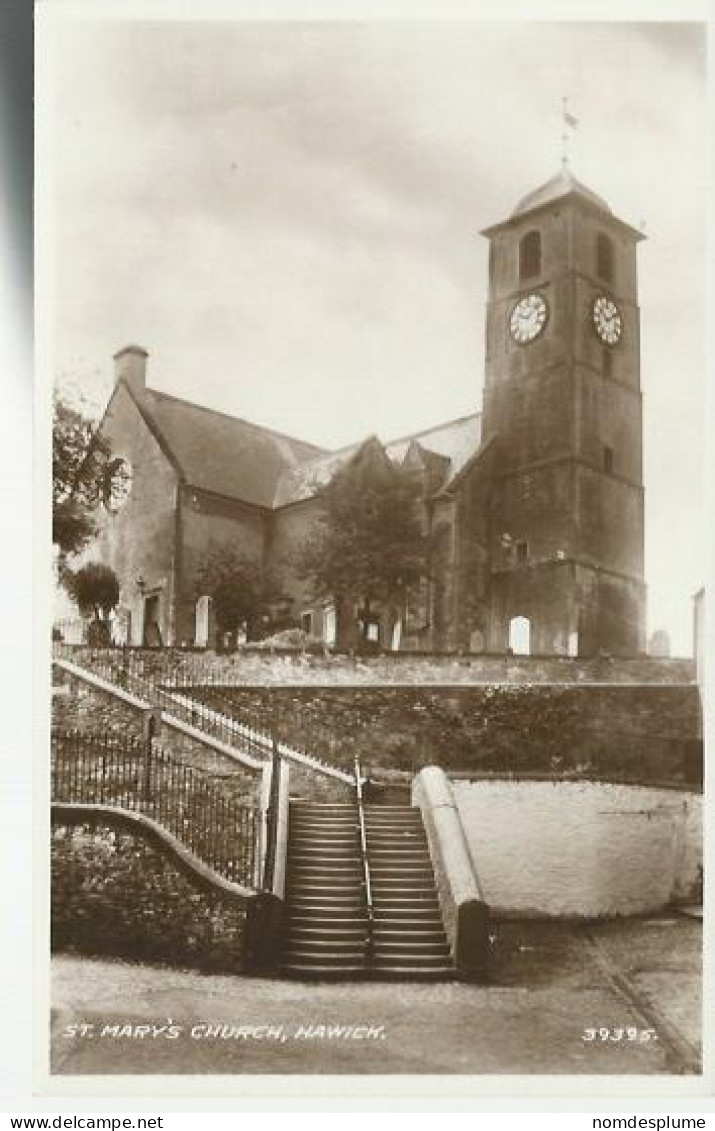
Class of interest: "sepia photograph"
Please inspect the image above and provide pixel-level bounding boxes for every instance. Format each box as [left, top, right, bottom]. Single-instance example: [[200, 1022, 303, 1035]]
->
[[38, 6, 708, 1088]]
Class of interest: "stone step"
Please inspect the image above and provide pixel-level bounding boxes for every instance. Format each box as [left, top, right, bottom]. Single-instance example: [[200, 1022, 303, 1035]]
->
[[285, 937, 369, 953], [290, 824, 358, 833], [367, 837, 428, 848], [372, 896, 441, 908], [364, 806, 418, 813], [281, 964, 367, 978], [371, 879, 435, 891], [287, 904, 368, 918], [366, 818, 420, 827], [289, 862, 363, 873], [291, 802, 356, 810], [287, 888, 364, 901], [288, 895, 365, 908], [372, 909, 444, 922], [287, 841, 359, 850], [373, 928, 447, 942], [373, 940, 450, 956], [368, 859, 429, 868], [287, 926, 369, 942]]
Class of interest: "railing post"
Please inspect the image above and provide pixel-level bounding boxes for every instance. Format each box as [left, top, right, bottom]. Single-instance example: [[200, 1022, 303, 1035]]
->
[[142, 707, 160, 803], [262, 736, 281, 892]]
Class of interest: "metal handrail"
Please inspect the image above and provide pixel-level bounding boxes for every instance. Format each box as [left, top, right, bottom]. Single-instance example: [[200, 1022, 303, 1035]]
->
[[354, 756, 374, 966]]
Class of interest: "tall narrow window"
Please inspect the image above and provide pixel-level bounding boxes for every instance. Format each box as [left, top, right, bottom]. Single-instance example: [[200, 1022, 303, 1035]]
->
[[596, 233, 614, 283], [603, 445, 614, 474], [194, 595, 211, 647], [519, 230, 541, 280], [603, 348, 613, 379], [516, 539, 529, 565]]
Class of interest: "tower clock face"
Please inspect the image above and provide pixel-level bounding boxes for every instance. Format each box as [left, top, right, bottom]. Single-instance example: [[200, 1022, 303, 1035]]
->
[[592, 295, 623, 345], [510, 293, 548, 344]]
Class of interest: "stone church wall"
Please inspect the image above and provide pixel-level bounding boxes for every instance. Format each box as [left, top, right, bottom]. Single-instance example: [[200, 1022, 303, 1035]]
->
[[268, 497, 326, 632], [177, 486, 267, 646], [95, 384, 180, 645]]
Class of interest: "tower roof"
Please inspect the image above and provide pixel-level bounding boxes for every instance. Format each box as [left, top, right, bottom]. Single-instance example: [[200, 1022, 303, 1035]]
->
[[481, 166, 644, 241], [511, 167, 611, 219]]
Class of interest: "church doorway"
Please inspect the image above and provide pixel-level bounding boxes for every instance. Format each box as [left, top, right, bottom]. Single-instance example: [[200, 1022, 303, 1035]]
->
[[142, 594, 162, 647], [508, 615, 531, 656]]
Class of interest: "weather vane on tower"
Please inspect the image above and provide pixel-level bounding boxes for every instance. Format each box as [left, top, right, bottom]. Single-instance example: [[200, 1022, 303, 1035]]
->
[[561, 97, 579, 168]]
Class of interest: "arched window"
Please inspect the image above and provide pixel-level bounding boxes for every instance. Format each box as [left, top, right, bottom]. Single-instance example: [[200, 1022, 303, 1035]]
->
[[519, 230, 541, 280], [323, 604, 337, 647], [596, 233, 614, 283], [194, 595, 211, 648], [508, 615, 531, 656]]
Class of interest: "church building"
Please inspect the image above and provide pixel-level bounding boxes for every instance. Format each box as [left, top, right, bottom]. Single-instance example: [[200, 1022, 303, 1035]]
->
[[87, 167, 646, 656]]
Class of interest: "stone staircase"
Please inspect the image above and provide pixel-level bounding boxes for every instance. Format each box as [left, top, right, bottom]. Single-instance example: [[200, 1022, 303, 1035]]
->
[[282, 800, 453, 979]]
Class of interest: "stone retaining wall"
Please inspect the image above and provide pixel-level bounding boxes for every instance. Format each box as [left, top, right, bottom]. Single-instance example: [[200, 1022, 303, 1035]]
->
[[190, 683, 702, 786], [57, 646, 696, 687], [451, 779, 702, 918]]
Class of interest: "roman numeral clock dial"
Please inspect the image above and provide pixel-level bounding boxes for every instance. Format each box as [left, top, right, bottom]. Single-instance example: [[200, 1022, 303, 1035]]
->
[[593, 294, 623, 345], [509, 292, 548, 344]]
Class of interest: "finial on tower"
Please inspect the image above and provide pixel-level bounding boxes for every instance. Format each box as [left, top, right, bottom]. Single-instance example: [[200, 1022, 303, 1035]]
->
[[561, 97, 579, 168]]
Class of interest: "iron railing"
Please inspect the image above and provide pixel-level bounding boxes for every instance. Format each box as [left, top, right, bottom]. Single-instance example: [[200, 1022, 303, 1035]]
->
[[354, 755, 374, 965], [51, 728, 259, 886], [53, 644, 353, 783]]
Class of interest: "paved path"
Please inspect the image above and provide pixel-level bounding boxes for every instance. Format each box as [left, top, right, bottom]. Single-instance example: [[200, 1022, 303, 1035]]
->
[[50, 916, 701, 1076]]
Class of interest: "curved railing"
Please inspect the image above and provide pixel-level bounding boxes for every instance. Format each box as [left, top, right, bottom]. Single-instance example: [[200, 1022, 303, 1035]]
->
[[52, 728, 259, 886]]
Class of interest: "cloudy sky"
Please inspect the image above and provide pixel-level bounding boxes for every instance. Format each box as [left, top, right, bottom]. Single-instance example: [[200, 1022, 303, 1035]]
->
[[44, 14, 708, 652]]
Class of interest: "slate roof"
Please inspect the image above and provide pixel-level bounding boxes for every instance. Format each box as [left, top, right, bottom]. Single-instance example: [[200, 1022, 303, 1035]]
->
[[136, 387, 327, 509], [384, 413, 482, 481], [130, 381, 482, 510], [272, 412, 482, 507]]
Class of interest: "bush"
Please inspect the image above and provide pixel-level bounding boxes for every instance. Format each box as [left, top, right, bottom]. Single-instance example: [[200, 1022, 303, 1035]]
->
[[51, 824, 247, 972]]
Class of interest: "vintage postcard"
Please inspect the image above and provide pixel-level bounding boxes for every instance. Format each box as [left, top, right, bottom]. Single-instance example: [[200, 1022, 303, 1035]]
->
[[35, 0, 711, 1101]]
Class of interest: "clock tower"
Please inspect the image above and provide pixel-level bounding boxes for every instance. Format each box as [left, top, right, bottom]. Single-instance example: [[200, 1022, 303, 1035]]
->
[[479, 168, 646, 656]]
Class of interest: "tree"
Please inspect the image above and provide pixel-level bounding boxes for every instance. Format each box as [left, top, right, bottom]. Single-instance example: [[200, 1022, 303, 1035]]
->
[[52, 392, 112, 559], [65, 562, 120, 645], [194, 546, 278, 644], [294, 445, 430, 648]]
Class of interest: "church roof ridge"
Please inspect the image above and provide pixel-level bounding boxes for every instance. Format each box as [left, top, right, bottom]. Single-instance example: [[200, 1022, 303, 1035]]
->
[[383, 410, 482, 449], [141, 385, 328, 456]]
